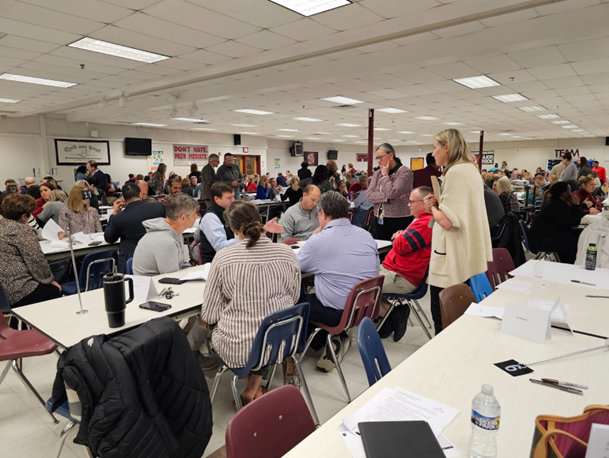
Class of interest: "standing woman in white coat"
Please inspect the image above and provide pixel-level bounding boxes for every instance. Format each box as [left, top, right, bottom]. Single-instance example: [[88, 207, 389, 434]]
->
[[423, 129, 493, 335]]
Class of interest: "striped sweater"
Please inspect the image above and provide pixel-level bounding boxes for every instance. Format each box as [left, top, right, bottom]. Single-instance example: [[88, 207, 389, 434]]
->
[[201, 237, 301, 368]]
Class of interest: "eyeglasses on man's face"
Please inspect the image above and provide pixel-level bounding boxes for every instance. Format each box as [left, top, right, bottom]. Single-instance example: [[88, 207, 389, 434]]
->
[[408, 199, 424, 205], [375, 154, 388, 162]]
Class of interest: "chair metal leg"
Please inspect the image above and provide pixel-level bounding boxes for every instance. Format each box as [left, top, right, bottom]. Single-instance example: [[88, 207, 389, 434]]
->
[[409, 306, 432, 340], [0, 360, 10, 385], [209, 365, 228, 404], [326, 334, 351, 403], [231, 375, 243, 411], [55, 420, 76, 458], [293, 355, 320, 426], [11, 360, 59, 424], [299, 327, 322, 362], [265, 364, 278, 391], [413, 299, 432, 329], [376, 301, 396, 332]]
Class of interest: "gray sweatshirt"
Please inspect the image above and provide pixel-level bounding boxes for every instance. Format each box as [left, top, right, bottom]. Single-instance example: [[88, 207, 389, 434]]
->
[[38, 201, 65, 225], [280, 200, 320, 242], [560, 161, 577, 183], [133, 217, 190, 276]]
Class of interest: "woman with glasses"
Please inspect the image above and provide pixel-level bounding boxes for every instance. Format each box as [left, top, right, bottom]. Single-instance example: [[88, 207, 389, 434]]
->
[[366, 143, 414, 240], [423, 129, 493, 335]]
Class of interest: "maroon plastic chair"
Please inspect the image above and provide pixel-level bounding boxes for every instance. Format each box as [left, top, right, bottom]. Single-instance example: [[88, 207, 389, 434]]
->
[[282, 237, 299, 245], [362, 207, 375, 232], [225, 385, 315, 458], [300, 275, 384, 403], [486, 248, 515, 290], [0, 313, 59, 424]]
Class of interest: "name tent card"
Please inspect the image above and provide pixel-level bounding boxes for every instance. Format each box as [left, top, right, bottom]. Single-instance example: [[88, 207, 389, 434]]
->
[[501, 297, 572, 343], [125, 275, 158, 303]]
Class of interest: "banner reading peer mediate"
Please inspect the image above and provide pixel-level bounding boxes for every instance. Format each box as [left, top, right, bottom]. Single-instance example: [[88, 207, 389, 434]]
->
[[173, 144, 209, 166]]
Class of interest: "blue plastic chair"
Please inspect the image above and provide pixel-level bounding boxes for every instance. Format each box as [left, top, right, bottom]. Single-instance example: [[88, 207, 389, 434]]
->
[[469, 273, 493, 302], [357, 317, 391, 387], [381, 270, 433, 340], [46, 399, 94, 458], [61, 249, 117, 295], [519, 220, 530, 251], [208, 302, 319, 425], [125, 258, 133, 275]]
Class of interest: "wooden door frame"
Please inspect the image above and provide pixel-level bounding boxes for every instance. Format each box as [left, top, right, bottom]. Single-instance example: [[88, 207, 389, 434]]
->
[[233, 154, 260, 176]]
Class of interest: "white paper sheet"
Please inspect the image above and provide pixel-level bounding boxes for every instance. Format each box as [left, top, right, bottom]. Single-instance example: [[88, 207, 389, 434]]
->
[[496, 278, 533, 294], [464, 303, 504, 319], [342, 387, 459, 438], [181, 264, 211, 281], [41, 218, 63, 241], [72, 232, 105, 245], [585, 423, 609, 458], [510, 260, 609, 291]]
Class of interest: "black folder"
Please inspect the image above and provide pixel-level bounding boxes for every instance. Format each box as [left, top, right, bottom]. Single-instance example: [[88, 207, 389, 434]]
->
[[358, 421, 445, 458]]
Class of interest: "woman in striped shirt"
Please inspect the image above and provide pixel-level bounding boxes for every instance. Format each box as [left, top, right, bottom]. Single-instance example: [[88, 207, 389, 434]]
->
[[201, 200, 300, 405]]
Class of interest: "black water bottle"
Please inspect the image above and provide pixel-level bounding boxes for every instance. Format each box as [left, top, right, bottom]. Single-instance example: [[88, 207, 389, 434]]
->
[[585, 243, 597, 271]]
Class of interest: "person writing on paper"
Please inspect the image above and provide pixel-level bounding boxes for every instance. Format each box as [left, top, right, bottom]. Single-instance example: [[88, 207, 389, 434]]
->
[[280, 185, 321, 242], [572, 176, 602, 215], [57, 185, 102, 239], [0, 193, 61, 307], [37, 190, 67, 225], [104, 182, 166, 273], [200, 200, 300, 406], [423, 129, 493, 335], [132, 193, 198, 276]]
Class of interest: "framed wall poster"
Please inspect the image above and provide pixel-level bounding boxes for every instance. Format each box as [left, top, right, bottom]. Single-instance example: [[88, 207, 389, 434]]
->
[[410, 157, 425, 171], [55, 139, 110, 165], [305, 151, 318, 167], [356, 153, 368, 162]]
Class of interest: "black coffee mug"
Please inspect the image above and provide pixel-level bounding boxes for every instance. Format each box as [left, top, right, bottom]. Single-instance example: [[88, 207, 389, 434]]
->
[[102, 273, 134, 328]]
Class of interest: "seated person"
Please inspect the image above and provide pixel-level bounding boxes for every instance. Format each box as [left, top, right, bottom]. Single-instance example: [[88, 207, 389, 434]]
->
[[243, 175, 257, 193], [255, 175, 271, 200], [269, 178, 282, 200], [280, 184, 321, 242], [496, 177, 519, 214], [337, 180, 348, 198], [200, 200, 300, 405], [37, 189, 67, 225], [483, 182, 504, 235], [181, 178, 194, 196], [528, 182, 583, 264], [297, 191, 379, 372], [378, 186, 433, 340], [32, 182, 55, 218], [530, 173, 549, 207], [572, 176, 602, 215], [277, 173, 288, 187], [0, 193, 62, 307], [352, 178, 374, 227], [104, 182, 166, 273], [348, 175, 368, 198], [58, 185, 102, 237], [133, 193, 198, 276], [281, 177, 303, 207]]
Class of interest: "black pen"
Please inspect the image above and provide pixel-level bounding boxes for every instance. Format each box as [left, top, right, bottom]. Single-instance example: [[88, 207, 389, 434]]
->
[[529, 379, 583, 396], [585, 295, 609, 299]]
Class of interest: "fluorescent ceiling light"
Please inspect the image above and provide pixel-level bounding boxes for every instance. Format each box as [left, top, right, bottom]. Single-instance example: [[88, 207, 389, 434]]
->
[[337, 123, 362, 127], [332, 139, 346, 142], [498, 133, 512, 136], [342, 135, 359, 138], [561, 125, 579, 129], [133, 122, 167, 127], [354, 141, 367, 144], [571, 129, 586, 132], [396, 131, 414, 134], [551, 120, 570, 124], [231, 124, 257, 127], [69, 37, 169, 63], [192, 128, 217, 131], [293, 117, 322, 122], [0, 73, 76, 88], [269, 0, 350, 17], [519, 106, 546, 112], [322, 96, 364, 105], [278, 128, 298, 132], [415, 116, 439, 121], [173, 117, 209, 122], [275, 135, 291, 137], [304, 137, 321, 140], [538, 114, 561, 119], [377, 108, 407, 114], [315, 132, 331, 135], [420, 134, 433, 137], [453, 75, 500, 89], [492, 94, 528, 103], [234, 109, 274, 115], [442, 122, 464, 126], [239, 132, 259, 135], [375, 128, 391, 131], [0, 98, 21, 103]]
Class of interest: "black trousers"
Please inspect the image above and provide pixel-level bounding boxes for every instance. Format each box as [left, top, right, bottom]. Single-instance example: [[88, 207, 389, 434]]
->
[[300, 292, 343, 352], [12, 283, 62, 308], [375, 216, 414, 241]]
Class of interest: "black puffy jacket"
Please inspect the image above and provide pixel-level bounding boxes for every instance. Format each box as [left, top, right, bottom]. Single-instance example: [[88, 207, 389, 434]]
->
[[52, 317, 213, 458]]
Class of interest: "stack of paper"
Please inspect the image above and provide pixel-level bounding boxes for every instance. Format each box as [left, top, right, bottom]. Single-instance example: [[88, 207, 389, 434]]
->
[[72, 232, 105, 244], [340, 387, 460, 457], [181, 264, 211, 281]]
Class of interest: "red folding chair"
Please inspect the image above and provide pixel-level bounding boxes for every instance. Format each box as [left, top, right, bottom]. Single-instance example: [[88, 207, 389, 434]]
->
[[486, 248, 515, 290], [225, 385, 316, 458], [300, 275, 384, 403], [0, 313, 59, 424]]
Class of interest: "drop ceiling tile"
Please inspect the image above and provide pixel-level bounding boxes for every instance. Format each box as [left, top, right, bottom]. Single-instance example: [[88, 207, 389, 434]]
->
[[91, 25, 196, 57], [562, 93, 597, 103], [464, 54, 522, 73], [0, 45, 41, 61], [0, 55, 27, 67], [0, 35, 61, 54], [488, 69, 537, 85], [144, 0, 261, 40], [154, 57, 203, 70], [271, 18, 337, 41], [554, 86, 592, 96], [504, 81, 549, 93], [571, 58, 609, 76], [558, 36, 609, 63], [326, 49, 365, 60], [235, 31, 296, 50], [19, 61, 102, 79], [424, 62, 480, 79], [392, 32, 440, 47], [367, 89, 409, 99], [423, 80, 467, 93], [19, 0, 133, 23], [50, 46, 144, 70], [479, 9, 539, 27], [312, 3, 384, 31], [535, 0, 601, 16], [356, 41, 399, 54], [528, 64, 577, 80], [135, 63, 184, 76], [394, 85, 437, 96], [543, 76, 586, 89], [188, 0, 301, 29], [179, 49, 234, 65], [434, 21, 485, 38], [100, 0, 164, 8], [508, 46, 567, 68], [205, 41, 262, 58], [389, 66, 445, 84], [0, 17, 80, 45], [99, 75, 144, 85], [358, 0, 440, 19], [298, 56, 334, 66]]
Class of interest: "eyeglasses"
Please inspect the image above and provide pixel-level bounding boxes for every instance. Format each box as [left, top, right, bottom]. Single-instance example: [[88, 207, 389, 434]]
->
[[408, 199, 424, 204], [375, 154, 388, 162]]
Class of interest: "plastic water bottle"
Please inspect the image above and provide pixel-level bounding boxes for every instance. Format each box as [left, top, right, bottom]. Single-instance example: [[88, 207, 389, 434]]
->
[[470, 384, 500, 458], [585, 243, 597, 271]]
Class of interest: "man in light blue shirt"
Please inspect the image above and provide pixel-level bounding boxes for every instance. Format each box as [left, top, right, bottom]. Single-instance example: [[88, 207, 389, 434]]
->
[[297, 191, 379, 372]]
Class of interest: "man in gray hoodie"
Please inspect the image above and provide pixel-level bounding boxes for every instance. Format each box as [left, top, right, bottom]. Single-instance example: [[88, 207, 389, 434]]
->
[[133, 193, 198, 276]]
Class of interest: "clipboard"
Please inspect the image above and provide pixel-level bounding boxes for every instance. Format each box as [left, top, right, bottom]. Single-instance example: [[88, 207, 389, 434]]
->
[[430, 176, 441, 201]]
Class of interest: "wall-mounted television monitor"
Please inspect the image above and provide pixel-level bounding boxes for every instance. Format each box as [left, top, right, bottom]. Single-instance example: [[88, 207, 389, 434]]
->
[[290, 141, 303, 157], [327, 150, 338, 160], [125, 137, 152, 156]]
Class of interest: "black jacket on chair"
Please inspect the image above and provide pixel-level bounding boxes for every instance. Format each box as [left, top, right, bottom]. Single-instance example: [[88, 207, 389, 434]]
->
[[494, 211, 526, 267], [104, 200, 166, 273], [51, 318, 213, 458]]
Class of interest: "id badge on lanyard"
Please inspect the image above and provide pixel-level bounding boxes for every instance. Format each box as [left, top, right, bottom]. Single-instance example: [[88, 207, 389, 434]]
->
[[378, 204, 384, 225]]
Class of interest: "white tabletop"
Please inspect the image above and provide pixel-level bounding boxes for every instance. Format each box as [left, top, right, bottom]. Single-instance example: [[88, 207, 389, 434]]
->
[[510, 259, 609, 292], [581, 212, 604, 225], [39, 238, 116, 256], [13, 265, 207, 348], [285, 315, 609, 458]]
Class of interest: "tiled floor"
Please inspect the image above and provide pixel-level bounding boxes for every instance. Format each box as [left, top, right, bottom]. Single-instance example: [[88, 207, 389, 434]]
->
[[0, 294, 433, 458]]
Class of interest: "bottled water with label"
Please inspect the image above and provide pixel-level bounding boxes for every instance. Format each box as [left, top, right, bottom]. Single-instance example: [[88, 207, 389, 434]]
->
[[470, 384, 500, 458]]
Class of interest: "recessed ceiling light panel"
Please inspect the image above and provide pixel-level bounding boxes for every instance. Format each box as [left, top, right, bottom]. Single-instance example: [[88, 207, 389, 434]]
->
[[269, 0, 350, 17], [322, 96, 364, 105], [519, 106, 546, 112], [442, 122, 464, 126], [396, 131, 414, 134], [133, 122, 167, 127], [561, 125, 579, 129], [173, 117, 209, 122], [69, 37, 169, 63], [377, 108, 407, 114], [0, 98, 21, 103], [278, 128, 298, 132], [492, 94, 528, 103], [453, 75, 500, 89], [550, 119, 570, 124], [538, 114, 561, 119], [231, 124, 257, 127], [0, 73, 75, 88], [415, 116, 439, 121], [293, 117, 322, 122], [234, 109, 274, 115], [337, 123, 362, 127]]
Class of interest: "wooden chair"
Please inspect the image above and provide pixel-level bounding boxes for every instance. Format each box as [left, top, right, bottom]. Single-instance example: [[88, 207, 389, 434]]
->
[[486, 248, 515, 290], [438, 284, 475, 330]]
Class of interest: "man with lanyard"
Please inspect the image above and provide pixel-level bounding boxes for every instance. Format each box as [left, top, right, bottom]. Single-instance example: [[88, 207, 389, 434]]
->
[[216, 153, 243, 200]]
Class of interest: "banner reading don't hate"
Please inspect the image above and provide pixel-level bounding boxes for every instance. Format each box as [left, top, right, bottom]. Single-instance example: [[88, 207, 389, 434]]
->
[[173, 144, 208, 166]]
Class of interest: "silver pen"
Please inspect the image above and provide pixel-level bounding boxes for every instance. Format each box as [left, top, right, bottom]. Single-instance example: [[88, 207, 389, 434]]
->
[[541, 378, 588, 390], [530, 379, 583, 395]]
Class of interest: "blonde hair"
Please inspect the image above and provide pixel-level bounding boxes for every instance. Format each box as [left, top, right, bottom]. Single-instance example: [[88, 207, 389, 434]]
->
[[66, 185, 90, 213], [496, 176, 514, 194], [434, 129, 474, 175], [290, 176, 300, 191], [48, 190, 67, 203]]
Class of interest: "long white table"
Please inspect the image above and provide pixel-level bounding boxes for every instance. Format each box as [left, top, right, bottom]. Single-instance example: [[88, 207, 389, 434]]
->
[[12, 265, 207, 348], [40, 239, 119, 262]]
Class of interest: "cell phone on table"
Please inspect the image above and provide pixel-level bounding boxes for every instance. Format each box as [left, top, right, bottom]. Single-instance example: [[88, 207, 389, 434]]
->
[[88, 241, 102, 246], [290, 245, 299, 249], [139, 301, 171, 312], [158, 277, 186, 285]]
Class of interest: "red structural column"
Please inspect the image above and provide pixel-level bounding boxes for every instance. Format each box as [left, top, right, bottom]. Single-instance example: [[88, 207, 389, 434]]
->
[[478, 130, 484, 172], [367, 109, 374, 177]]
